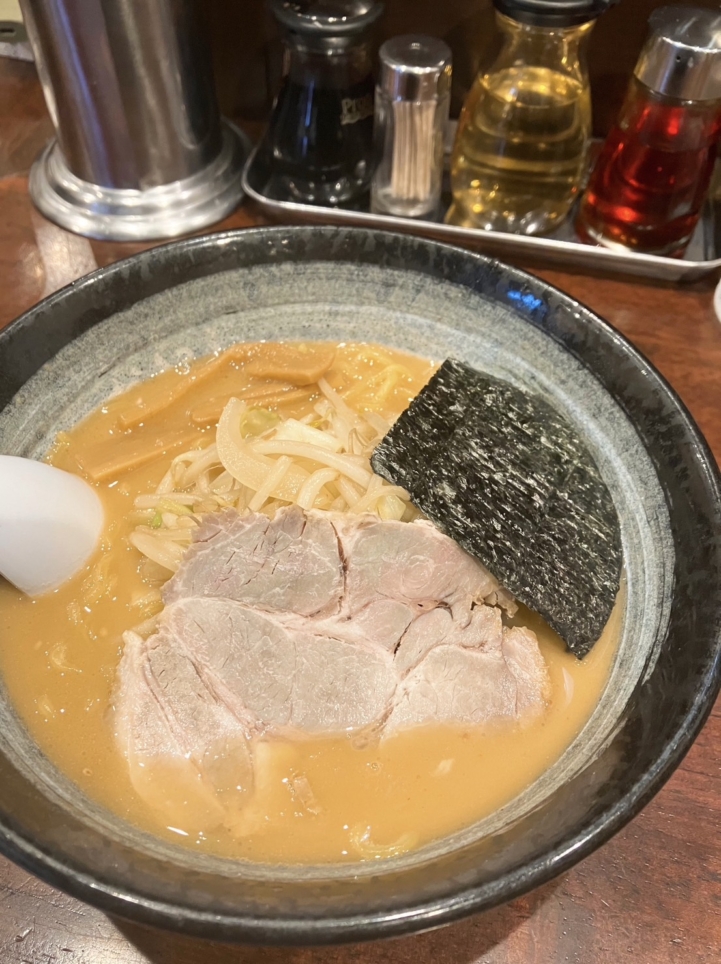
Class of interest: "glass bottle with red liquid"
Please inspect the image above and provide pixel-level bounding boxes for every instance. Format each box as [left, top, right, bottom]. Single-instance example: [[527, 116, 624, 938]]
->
[[578, 6, 721, 255]]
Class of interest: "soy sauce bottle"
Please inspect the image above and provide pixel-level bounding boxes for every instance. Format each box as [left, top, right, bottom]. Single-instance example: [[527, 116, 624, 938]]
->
[[256, 0, 383, 208]]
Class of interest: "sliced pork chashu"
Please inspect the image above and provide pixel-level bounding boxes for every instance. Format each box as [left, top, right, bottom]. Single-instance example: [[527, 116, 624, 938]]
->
[[114, 507, 550, 828], [163, 508, 343, 618]]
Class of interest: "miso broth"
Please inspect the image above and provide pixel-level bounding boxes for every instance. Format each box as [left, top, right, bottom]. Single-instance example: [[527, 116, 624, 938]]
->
[[0, 342, 621, 863]]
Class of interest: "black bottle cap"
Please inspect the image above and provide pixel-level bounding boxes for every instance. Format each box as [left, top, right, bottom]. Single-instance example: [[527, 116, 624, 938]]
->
[[493, 0, 619, 27], [270, 0, 384, 37]]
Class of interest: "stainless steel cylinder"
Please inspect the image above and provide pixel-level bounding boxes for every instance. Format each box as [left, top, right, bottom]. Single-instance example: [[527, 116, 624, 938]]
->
[[21, 0, 248, 240]]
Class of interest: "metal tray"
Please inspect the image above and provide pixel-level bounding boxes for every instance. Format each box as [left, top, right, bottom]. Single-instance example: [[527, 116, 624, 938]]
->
[[242, 145, 721, 283]]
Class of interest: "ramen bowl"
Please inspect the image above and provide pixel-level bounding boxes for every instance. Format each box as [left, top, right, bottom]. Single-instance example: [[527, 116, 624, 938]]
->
[[0, 227, 719, 944]]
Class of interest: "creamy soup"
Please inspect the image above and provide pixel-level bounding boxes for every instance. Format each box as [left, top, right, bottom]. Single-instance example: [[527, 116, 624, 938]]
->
[[0, 342, 620, 863]]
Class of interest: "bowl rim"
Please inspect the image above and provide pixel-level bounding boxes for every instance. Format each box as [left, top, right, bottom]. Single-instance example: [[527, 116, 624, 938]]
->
[[0, 225, 720, 945]]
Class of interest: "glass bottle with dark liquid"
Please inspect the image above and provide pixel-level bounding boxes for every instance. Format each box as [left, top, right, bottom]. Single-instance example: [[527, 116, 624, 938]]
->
[[578, 7, 721, 255], [256, 0, 382, 208]]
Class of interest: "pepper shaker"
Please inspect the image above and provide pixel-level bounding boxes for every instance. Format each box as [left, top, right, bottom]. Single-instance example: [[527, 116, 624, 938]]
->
[[371, 35, 452, 219]]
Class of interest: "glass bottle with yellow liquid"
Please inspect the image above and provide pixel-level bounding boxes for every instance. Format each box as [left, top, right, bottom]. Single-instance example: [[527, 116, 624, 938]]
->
[[448, 0, 617, 235]]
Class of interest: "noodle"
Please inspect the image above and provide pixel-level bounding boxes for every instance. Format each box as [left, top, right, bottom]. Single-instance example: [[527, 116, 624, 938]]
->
[[297, 468, 339, 510], [129, 359, 416, 570]]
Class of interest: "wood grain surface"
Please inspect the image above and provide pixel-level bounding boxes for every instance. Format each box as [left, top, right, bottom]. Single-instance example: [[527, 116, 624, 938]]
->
[[0, 56, 720, 964]]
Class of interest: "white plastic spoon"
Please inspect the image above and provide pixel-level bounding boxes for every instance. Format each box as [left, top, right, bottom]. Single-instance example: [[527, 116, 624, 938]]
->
[[0, 455, 104, 596]]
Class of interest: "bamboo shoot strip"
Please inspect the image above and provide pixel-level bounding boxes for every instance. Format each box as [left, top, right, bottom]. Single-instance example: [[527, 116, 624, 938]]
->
[[76, 428, 204, 482], [117, 346, 251, 429], [192, 387, 313, 426], [371, 359, 622, 658]]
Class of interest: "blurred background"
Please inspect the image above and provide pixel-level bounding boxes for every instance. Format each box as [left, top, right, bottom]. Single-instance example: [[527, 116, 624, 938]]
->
[[2, 0, 720, 146], [200, 0, 721, 136]]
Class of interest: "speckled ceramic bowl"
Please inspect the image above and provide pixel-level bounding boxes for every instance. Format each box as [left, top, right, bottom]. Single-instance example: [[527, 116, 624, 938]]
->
[[0, 227, 719, 944]]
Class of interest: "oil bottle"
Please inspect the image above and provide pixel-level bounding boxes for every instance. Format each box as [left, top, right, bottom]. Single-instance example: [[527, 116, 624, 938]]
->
[[577, 6, 721, 255], [447, 0, 617, 235]]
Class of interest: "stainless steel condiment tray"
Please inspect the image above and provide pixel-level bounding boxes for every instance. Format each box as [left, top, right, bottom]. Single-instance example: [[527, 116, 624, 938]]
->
[[242, 145, 721, 283]]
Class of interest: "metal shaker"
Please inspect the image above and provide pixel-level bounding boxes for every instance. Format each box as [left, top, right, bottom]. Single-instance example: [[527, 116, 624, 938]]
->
[[371, 35, 452, 220], [20, 0, 248, 241]]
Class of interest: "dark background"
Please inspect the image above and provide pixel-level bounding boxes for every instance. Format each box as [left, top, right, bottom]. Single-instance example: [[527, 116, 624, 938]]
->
[[204, 0, 720, 136]]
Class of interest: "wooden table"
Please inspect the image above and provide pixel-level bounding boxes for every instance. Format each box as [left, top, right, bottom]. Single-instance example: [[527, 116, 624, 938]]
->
[[1, 55, 720, 964]]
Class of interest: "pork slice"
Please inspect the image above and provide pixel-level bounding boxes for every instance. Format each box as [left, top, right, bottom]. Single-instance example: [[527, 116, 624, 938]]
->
[[332, 516, 503, 637], [163, 506, 343, 618], [114, 631, 185, 768], [386, 621, 550, 732], [114, 630, 253, 828], [161, 597, 397, 733], [310, 597, 416, 653], [501, 627, 553, 717], [394, 604, 504, 675]]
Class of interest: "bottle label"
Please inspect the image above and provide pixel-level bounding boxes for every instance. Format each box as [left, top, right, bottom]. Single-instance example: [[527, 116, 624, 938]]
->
[[341, 94, 373, 126]]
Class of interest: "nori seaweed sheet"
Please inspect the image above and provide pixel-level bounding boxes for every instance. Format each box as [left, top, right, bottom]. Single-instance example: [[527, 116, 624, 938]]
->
[[371, 359, 622, 658]]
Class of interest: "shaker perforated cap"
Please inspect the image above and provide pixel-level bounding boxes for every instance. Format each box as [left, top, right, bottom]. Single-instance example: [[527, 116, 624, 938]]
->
[[493, 0, 619, 27], [379, 35, 452, 101], [634, 6, 721, 101]]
